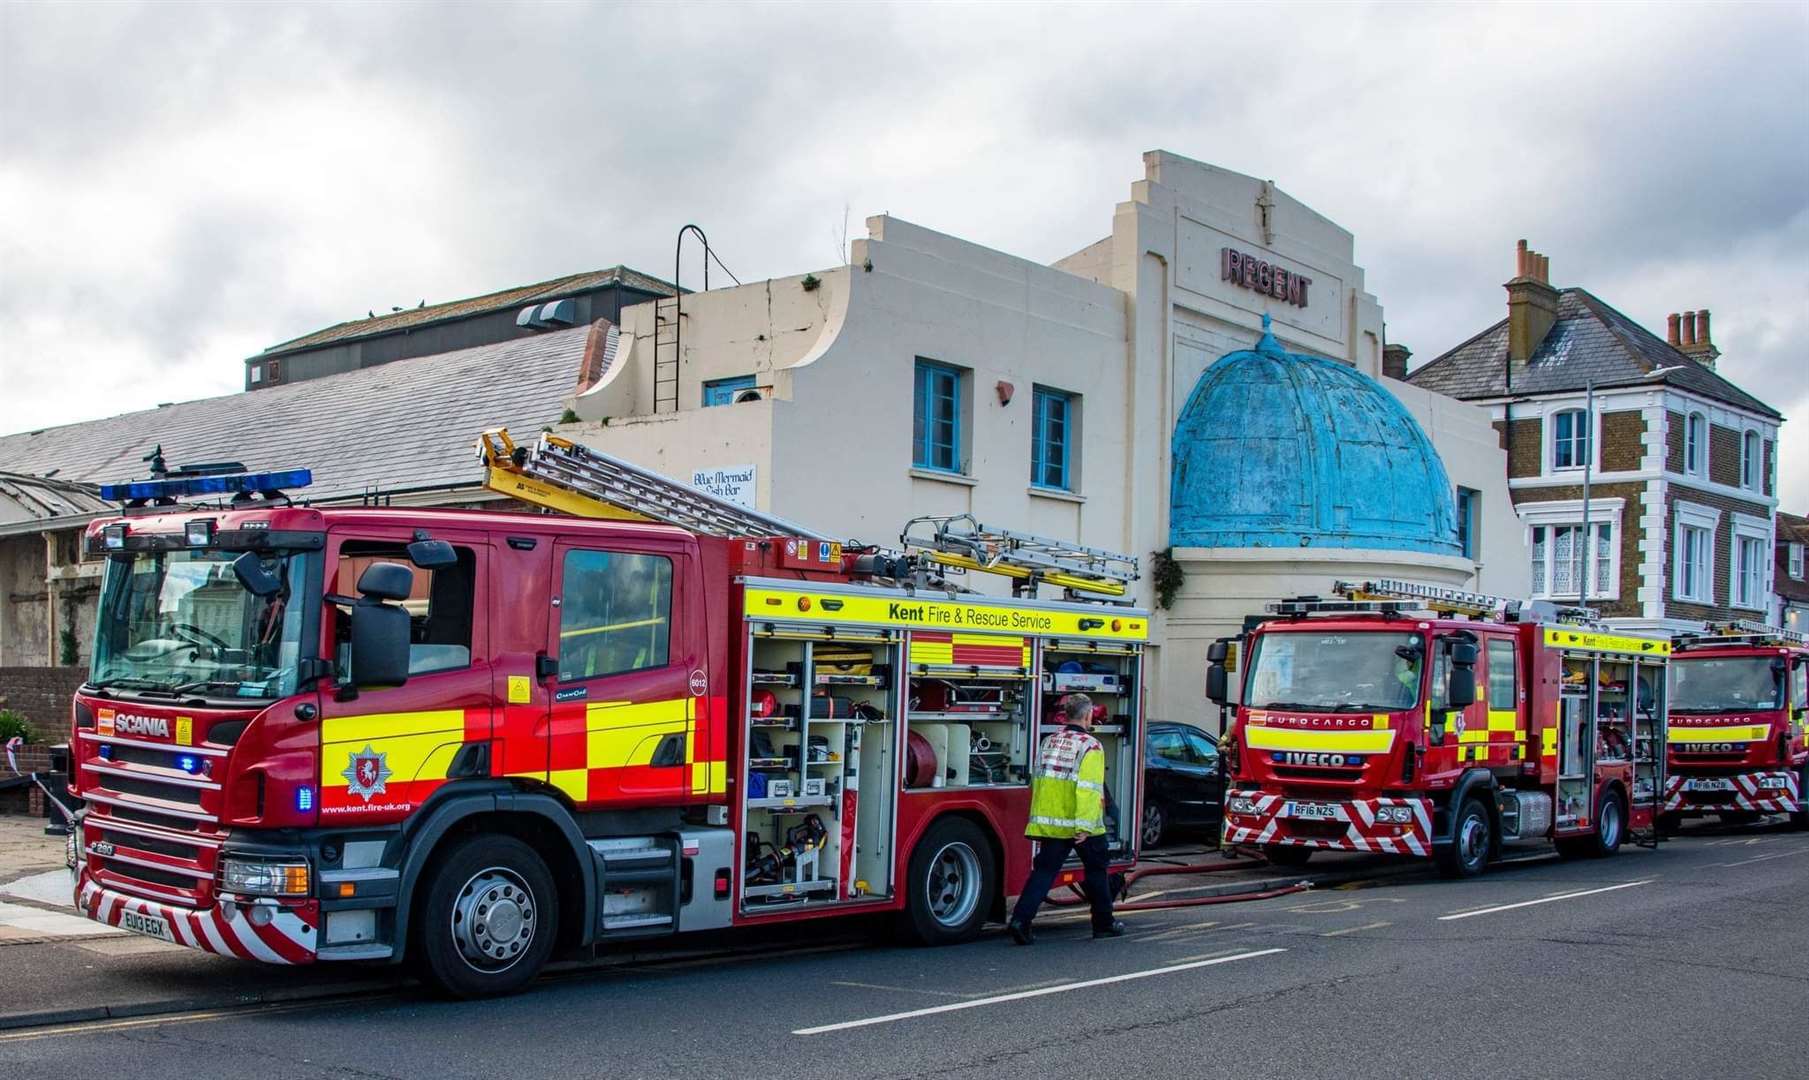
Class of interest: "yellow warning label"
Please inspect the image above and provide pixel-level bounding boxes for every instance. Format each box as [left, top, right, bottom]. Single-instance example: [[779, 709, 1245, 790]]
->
[[175, 717, 193, 746], [507, 675, 532, 704]]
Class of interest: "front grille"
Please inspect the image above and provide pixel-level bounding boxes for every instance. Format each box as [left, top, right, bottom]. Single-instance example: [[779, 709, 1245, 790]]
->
[[79, 732, 225, 908], [1272, 766, 1365, 783]]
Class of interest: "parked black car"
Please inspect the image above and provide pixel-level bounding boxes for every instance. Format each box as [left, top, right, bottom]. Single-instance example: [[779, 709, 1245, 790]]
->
[[1141, 721, 1226, 846]]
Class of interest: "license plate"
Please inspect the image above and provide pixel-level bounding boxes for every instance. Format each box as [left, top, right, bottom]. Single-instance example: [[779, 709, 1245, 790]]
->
[[119, 909, 175, 943], [1685, 778, 1734, 792], [1284, 801, 1340, 821]]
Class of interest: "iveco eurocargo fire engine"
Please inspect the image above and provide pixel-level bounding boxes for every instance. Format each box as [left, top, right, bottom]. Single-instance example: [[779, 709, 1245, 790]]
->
[[67, 432, 1147, 995], [1663, 621, 1808, 829], [1211, 580, 1670, 877]]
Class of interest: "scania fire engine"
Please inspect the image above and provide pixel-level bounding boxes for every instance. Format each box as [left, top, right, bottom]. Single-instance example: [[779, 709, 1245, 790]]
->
[[1211, 580, 1671, 877], [1663, 621, 1808, 829], [67, 433, 1148, 995]]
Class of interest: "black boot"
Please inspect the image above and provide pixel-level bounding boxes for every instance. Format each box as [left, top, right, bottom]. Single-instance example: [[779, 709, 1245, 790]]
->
[[1092, 920, 1127, 939], [1008, 920, 1035, 945]]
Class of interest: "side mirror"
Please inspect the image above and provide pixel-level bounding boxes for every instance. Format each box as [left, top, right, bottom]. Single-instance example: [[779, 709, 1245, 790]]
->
[[1206, 663, 1229, 706], [232, 552, 282, 598], [407, 539, 458, 569], [1206, 641, 1229, 664], [357, 562, 414, 601], [348, 599, 411, 689], [1450, 642, 1478, 667], [1446, 666, 1477, 710]]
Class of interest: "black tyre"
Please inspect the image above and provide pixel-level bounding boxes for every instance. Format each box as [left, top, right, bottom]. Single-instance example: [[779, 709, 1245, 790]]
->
[[1262, 844, 1312, 868], [1564, 788, 1626, 859], [1140, 802, 1168, 848], [413, 834, 560, 999], [1655, 811, 1683, 836], [1436, 797, 1492, 878], [902, 817, 996, 945], [1791, 765, 1809, 832]]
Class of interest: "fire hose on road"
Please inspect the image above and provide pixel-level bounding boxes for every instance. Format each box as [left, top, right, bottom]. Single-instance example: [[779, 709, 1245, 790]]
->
[[1045, 851, 1312, 910]]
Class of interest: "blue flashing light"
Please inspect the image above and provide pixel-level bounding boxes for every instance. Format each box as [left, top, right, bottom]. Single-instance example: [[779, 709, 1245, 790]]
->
[[100, 468, 312, 503], [296, 786, 314, 812], [177, 754, 199, 774], [97, 745, 113, 760]]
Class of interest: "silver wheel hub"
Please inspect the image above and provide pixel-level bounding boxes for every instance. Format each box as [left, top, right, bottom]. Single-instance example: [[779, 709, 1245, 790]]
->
[[452, 867, 536, 972], [1458, 813, 1489, 866], [1142, 806, 1162, 845], [926, 842, 981, 928], [1600, 800, 1620, 847]]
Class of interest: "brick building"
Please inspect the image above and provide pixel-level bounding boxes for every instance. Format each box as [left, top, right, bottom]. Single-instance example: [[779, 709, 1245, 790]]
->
[[1409, 241, 1783, 632], [1777, 511, 1809, 634]]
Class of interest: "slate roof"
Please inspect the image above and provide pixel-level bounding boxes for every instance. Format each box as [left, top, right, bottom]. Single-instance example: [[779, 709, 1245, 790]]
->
[[1408, 288, 1780, 418], [258, 266, 676, 359], [0, 326, 590, 520]]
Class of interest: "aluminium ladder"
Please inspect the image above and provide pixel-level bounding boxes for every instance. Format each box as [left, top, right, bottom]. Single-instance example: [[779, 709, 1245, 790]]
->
[[478, 429, 1138, 600]]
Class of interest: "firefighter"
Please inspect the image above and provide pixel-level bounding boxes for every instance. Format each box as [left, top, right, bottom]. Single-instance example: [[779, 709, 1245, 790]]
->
[[1006, 693, 1126, 945]]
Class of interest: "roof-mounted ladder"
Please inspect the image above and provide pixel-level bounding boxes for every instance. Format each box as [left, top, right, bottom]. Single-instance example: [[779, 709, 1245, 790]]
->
[[902, 514, 1138, 599], [477, 428, 831, 541]]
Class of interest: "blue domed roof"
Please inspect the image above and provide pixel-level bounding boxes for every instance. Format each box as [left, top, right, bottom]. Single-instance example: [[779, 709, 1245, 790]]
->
[[1170, 317, 1459, 553]]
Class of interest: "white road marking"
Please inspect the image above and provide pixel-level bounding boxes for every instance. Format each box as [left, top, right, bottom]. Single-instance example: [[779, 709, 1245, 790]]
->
[[1712, 846, 1809, 868], [830, 981, 976, 1000], [1319, 920, 1392, 937], [793, 948, 1286, 1035], [1438, 880, 1652, 921]]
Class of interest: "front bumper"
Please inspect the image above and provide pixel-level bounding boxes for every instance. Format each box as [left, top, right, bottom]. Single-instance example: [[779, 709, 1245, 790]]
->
[[1222, 792, 1433, 857], [1662, 771, 1802, 816], [76, 871, 319, 964]]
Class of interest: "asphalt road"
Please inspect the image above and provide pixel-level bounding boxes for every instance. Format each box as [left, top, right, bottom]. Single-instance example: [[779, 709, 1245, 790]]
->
[[2, 826, 1803, 1080]]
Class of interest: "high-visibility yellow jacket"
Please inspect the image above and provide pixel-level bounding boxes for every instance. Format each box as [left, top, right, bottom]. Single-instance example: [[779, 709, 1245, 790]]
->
[[1026, 726, 1106, 839]]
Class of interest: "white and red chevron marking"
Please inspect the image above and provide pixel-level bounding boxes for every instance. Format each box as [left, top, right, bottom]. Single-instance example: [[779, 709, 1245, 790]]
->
[[76, 876, 318, 964], [1222, 793, 1432, 857], [1662, 771, 1800, 815]]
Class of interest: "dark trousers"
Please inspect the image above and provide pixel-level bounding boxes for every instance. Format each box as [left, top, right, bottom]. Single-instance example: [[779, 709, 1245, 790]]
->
[[1010, 834, 1114, 931]]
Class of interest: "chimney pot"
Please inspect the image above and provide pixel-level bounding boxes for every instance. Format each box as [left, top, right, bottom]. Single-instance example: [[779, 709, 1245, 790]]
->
[[1696, 309, 1711, 345], [1382, 343, 1413, 380], [1666, 313, 1681, 345], [1538, 254, 1550, 283], [1517, 239, 1529, 277], [1682, 311, 1696, 346]]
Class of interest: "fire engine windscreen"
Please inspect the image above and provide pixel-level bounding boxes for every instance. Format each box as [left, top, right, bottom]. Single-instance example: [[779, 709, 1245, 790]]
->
[[1668, 658, 1784, 713], [91, 549, 308, 699], [1245, 631, 1424, 711]]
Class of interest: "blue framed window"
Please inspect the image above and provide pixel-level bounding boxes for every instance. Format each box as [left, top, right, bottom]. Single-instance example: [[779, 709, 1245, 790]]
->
[[1031, 387, 1074, 491], [1455, 487, 1479, 559], [702, 375, 756, 407], [913, 360, 962, 472]]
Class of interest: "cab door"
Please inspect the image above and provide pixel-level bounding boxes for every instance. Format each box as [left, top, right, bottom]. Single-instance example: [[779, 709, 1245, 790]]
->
[[545, 537, 705, 808], [313, 526, 492, 826]]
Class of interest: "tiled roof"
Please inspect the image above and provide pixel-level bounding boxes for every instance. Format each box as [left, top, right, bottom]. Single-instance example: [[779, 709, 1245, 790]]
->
[[258, 266, 676, 358], [1408, 288, 1780, 418], [0, 326, 590, 517]]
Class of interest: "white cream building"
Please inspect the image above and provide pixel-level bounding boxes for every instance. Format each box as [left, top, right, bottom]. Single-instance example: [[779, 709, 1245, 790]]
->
[[562, 151, 1528, 726]]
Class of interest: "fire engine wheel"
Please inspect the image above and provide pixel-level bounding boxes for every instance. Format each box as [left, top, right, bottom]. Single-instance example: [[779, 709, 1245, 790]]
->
[[414, 834, 559, 999], [1792, 765, 1809, 831], [1436, 797, 1492, 879], [1558, 789, 1626, 859], [902, 818, 996, 946]]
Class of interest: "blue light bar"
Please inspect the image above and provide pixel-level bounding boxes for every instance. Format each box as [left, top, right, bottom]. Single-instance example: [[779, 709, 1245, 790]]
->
[[100, 468, 312, 503]]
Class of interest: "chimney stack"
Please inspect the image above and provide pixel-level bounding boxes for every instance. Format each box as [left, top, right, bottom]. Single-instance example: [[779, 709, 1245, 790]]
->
[[1505, 239, 1560, 365], [1382, 343, 1412, 380], [1670, 307, 1719, 369]]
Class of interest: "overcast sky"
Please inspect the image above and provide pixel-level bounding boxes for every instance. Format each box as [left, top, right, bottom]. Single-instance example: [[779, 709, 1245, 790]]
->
[[2, 1, 1805, 506]]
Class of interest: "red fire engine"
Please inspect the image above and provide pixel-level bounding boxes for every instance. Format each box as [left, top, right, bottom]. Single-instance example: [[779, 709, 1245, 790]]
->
[[1663, 621, 1808, 829], [1211, 580, 1670, 877], [67, 433, 1147, 995]]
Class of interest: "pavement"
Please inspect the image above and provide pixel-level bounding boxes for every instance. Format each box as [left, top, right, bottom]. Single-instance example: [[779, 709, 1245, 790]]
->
[[0, 816, 1802, 1078]]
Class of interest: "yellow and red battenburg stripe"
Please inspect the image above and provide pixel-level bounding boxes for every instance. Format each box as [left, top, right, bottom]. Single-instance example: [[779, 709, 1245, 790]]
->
[[909, 632, 1031, 669]]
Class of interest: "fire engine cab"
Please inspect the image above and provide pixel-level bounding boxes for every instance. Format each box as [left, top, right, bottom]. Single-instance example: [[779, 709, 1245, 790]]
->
[[1211, 580, 1671, 877], [1663, 621, 1808, 829], [66, 434, 1147, 996]]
